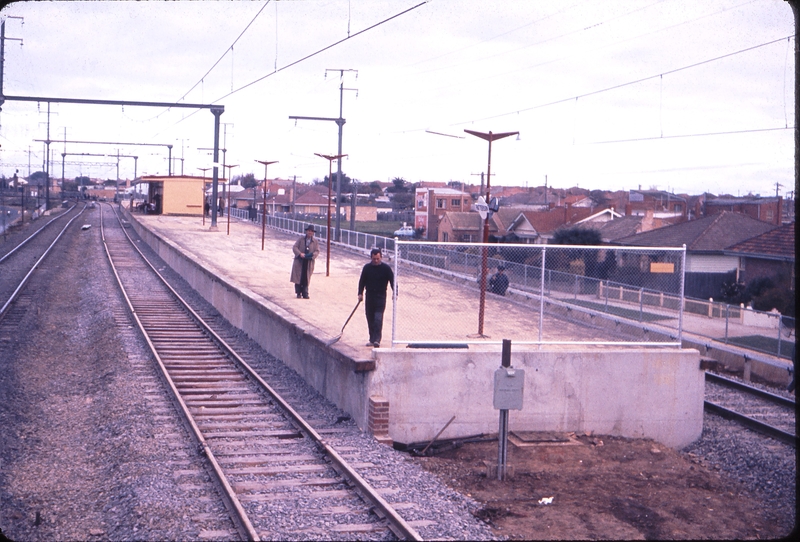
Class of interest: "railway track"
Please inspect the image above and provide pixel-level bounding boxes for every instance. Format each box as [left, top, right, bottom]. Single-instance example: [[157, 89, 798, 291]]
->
[[704, 372, 796, 447], [0, 203, 83, 325], [99, 203, 422, 541]]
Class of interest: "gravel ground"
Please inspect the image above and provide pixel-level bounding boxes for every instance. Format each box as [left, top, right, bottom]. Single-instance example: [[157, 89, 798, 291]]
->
[[0, 205, 496, 541]]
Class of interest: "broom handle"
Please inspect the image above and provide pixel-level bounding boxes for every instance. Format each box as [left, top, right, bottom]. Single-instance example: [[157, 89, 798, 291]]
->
[[341, 299, 361, 331]]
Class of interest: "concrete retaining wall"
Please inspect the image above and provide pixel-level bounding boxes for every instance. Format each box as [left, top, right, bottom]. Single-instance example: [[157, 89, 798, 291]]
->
[[368, 348, 703, 449]]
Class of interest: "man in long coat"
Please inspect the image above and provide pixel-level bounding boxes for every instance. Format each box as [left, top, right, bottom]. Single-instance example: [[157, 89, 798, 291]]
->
[[290, 224, 320, 299]]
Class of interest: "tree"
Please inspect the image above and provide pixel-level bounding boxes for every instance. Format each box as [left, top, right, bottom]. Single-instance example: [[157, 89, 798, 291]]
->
[[552, 227, 602, 246], [387, 177, 408, 193], [236, 173, 257, 189], [28, 171, 49, 186]]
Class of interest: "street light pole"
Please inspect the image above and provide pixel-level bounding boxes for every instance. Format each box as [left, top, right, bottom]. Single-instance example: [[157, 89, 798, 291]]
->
[[315, 153, 347, 277], [465, 129, 518, 337], [255, 160, 278, 250]]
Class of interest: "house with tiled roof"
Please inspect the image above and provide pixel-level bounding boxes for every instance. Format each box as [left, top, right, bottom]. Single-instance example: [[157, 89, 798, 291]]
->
[[724, 222, 795, 291], [615, 211, 778, 298], [503, 206, 596, 244], [437, 211, 500, 243]]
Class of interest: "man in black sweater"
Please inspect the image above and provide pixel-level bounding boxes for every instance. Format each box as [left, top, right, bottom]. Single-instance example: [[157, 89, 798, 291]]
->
[[358, 248, 395, 347]]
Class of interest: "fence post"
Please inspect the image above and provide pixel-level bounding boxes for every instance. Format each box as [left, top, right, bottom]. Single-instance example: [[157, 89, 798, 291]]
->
[[639, 289, 644, 322], [539, 247, 546, 344], [605, 281, 609, 311], [725, 304, 729, 344]]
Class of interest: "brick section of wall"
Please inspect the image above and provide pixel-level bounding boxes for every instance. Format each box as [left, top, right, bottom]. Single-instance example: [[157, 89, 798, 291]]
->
[[368, 395, 392, 446]]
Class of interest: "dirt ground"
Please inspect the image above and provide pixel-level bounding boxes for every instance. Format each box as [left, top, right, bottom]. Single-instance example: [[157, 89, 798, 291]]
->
[[415, 433, 786, 540]]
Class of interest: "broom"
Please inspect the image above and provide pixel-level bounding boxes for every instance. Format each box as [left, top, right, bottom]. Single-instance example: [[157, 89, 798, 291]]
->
[[326, 299, 361, 346]]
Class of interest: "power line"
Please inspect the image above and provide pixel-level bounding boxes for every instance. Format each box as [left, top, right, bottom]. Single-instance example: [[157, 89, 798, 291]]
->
[[580, 126, 794, 145], [161, 1, 429, 130], [448, 35, 795, 128], [175, 0, 272, 104]]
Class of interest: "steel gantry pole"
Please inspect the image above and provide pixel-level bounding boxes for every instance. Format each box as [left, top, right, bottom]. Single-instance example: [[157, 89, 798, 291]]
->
[[290, 68, 357, 243], [315, 153, 347, 277], [465, 129, 518, 337]]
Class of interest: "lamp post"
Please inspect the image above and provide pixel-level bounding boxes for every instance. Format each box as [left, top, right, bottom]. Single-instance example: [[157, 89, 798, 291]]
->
[[314, 153, 347, 277], [464, 129, 518, 337], [255, 160, 278, 250]]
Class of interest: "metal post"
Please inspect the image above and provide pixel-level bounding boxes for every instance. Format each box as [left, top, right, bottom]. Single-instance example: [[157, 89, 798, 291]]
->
[[210, 106, 224, 229], [539, 247, 546, 344], [678, 245, 686, 345], [725, 304, 730, 344], [497, 339, 512, 481]]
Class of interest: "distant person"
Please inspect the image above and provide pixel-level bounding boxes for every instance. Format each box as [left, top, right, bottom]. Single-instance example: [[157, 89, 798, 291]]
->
[[488, 265, 509, 296], [358, 248, 395, 347], [290, 224, 319, 299]]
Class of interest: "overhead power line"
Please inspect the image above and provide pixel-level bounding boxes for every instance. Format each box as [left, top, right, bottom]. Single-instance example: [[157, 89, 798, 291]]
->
[[449, 35, 795, 127]]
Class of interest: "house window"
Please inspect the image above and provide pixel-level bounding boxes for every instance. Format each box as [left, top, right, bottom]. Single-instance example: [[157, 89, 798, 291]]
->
[[417, 199, 424, 209], [673, 204, 682, 213], [442, 232, 449, 242], [436, 198, 446, 209], [451, 199, 461, 208], [766, 209, 774, 221]]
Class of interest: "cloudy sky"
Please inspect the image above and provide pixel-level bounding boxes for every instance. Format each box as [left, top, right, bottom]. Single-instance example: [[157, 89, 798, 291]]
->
[[0, 0, 794, 197]]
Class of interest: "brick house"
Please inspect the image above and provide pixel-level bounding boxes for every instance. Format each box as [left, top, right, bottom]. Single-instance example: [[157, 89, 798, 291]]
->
[[703, 195, 783, 226], [414, 187, 472, 240], [724, 222, 795, 291]]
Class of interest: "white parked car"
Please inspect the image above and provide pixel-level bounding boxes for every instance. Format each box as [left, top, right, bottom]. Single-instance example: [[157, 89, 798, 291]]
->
[[393, 225, 415, 237]]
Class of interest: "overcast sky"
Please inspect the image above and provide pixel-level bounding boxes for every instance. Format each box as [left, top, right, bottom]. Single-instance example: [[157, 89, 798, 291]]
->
[[0, 0, 795, 197]]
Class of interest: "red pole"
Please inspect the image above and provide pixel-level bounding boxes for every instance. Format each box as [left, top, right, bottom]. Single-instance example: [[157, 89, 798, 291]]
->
[[326, 160, 332, 277]]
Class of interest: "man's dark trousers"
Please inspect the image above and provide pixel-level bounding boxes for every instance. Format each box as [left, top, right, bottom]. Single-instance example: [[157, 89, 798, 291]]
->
[[365, 294, 387, 345]]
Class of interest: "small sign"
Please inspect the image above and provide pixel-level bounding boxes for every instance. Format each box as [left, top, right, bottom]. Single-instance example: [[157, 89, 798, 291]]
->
[[650, 262, 675, 274], [474, 196, 489, 220], [493, 367, 525, 410]]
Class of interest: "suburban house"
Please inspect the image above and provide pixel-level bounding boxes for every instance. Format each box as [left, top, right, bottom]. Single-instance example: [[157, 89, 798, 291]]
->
[[502, 205, 597, 244], [437, 211, 499, 242], [724, 222, 795, 291], [614, 211, 778, 299], [703, 195, 783, 226], [414, 187, 472, 240]]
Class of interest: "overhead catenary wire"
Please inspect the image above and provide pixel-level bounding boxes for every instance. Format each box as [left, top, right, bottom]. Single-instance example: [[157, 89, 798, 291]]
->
[[156, 1, 429, 132]]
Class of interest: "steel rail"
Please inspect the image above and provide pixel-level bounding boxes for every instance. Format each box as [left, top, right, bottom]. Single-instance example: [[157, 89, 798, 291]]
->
[[99, 204, 259, 541], [0, 204, 74, 264], [703, 400, 796, 447], [706, 372, 795, 409], [0, 204, 85, 321], [104, 204, 422, 541]]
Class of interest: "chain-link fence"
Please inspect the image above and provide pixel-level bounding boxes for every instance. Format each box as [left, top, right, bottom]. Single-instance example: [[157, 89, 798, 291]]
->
[[390, 241, 686, 347], [226, 209, 793, 356]]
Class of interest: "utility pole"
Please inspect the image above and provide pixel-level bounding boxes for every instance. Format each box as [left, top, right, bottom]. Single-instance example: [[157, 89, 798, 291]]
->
[[290, 68, 357, 242], [470, 172, 494, 196]]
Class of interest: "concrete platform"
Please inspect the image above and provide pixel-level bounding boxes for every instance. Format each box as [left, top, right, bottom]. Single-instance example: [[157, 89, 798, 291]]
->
[[122, 207, 703, 449]]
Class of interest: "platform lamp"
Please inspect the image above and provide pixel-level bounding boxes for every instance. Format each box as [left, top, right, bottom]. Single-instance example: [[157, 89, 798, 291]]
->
[[198, 167, 211, 226], [314, 153, 347, 277], [223, 164, 238, 236], [255, 160, 278, 250], [464, 129, 518, 337]]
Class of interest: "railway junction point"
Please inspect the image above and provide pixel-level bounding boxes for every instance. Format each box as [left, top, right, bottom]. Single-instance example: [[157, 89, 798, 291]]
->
[[123, 205, 707, 449]]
